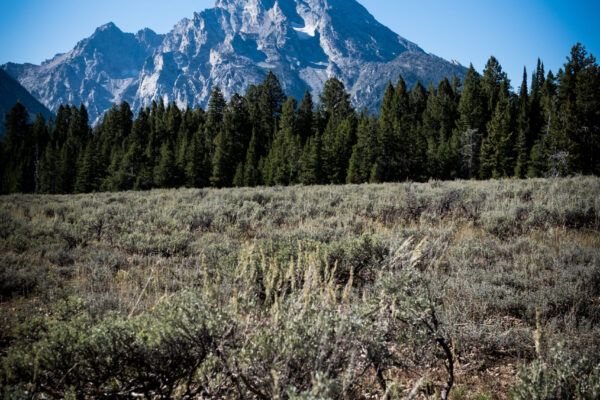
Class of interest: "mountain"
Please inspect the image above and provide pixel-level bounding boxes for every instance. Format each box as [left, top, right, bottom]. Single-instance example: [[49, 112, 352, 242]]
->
[[0, 69, 53, 136], [3, 23, 163, 122], [2, 0, 466, 122]]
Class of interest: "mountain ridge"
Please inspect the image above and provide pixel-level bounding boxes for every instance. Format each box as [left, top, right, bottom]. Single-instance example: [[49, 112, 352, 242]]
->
[[0, 69, 54, 136], [2, 0, 466, 121]]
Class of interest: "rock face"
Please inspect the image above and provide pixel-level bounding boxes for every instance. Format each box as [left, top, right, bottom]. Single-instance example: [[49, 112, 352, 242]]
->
[[0, 69, 53, 136], [2, 0, 466, 121]]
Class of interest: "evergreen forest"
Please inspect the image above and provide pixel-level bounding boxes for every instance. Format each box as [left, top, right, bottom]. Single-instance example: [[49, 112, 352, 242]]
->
[[1, 44, 599, 195]]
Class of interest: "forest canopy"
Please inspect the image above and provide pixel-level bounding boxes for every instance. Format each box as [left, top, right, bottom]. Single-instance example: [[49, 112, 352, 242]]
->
[[1, 44, 598, 194]]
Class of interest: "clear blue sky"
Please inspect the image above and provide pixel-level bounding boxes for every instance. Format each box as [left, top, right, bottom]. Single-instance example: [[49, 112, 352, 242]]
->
[[1, 0, 598, 89]]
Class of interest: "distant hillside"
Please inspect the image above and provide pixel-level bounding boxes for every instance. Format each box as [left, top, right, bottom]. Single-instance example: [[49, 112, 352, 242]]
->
[[0, 69, 53, 136]]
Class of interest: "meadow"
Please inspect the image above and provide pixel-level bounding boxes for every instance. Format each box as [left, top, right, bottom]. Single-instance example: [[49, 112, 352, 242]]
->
[[1, 177, 599, 399]]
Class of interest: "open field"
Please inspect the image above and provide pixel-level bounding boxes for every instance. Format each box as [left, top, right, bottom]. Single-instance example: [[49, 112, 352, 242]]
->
[[1, 177, 599, 399]]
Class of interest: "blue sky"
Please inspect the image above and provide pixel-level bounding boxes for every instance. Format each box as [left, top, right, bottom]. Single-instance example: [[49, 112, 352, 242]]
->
[[1, 0, 598, 89]]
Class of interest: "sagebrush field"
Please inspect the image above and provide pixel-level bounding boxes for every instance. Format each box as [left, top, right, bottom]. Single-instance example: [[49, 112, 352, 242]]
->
[[1, 177, 599, 399]]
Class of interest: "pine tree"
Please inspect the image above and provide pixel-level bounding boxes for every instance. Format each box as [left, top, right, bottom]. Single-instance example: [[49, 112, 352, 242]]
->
[[39, 143, 58, 194], [527, 139, 547, 178], [422, 79, 459, 179], [299, 133, 322, 185], [57, 137, 79, 193], [116, 108, 150, 190], [515, 68, 531, 178], [408, 82, 429, 180], [114, 139, 149, 191], [225, 93, 251, 166], [31, 114, 49, 193], [185, 128, 211, 188], [454, 65, 485, 179], [320, 78, 353, 123], [529, 59, 546, 147], [2, 103, 31, 193], [376, 82, 396, 181], [74, 140, 98, 193], [534, 70, 558, 176], [347, 116, 379, 184], [369, 158, 384, 183], [243, 129, 261, 187], [322, 116, 355, 184], [53, 105, 72, 146], [482, 56, 508, 121], [210, 128, 233, 188], [480, 80, 514, 179], [264, 97, 302, 186], [69, 104, 90, 141], [205, 86, 227, 150], [154, 142, 176, 188], [320, 78, 355, 184], [558, 44, 600, 174], [372, 75, 414, 181], [258, 72, 286, 152], [393, 75, 413, 180], [297, 89, 314, 144], [232, 163, 244, 187]]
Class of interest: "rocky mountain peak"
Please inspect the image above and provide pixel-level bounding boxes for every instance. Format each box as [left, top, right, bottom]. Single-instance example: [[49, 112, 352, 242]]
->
[[94, 22, 121, 34], [2, 0, 466, 122]]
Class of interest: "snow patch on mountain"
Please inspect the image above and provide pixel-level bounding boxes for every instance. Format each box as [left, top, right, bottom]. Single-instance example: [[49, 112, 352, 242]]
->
[[291, 21, 317, 39]]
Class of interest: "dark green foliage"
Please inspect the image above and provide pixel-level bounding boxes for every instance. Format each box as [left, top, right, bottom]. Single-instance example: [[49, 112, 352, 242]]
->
[[297, 89, 314, 143], [319, 78, 353, 123], [423, 78, 459, 179], [254, 72, 287, 157], [1, 44, 599, 195], [74, 140, 99, 193], [39, 144, 58, 194], [347, 116, 379, 184], [210, 94, 251, 188], [481, 56, 508, 120], [264, 97, 302, 186], [322, 115, 356, 184], [376, 82, 398, 181], [205, 86, 226, 146], [298, 133, 322, 185], [455, 65, 486, 179], [243, 128, 261, 187], [185, 127, 212, 188], [558, 44, 600, 175], [529, 59, 546, 149], [480, 80, 515, 179], [318, 78, 355, 184], [1, 103, 31, 194], [154, 142, 177, 188], [514, 68, 531, 178], [210, 129, 232, 188]]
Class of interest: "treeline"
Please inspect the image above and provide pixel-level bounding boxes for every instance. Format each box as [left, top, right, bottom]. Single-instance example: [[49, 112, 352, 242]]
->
[[1, 44, 599, 194]]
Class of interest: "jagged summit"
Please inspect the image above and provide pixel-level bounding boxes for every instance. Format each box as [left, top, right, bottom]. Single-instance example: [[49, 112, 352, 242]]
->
[[95, 22, 120, 33], [2, 0, 466, 122]]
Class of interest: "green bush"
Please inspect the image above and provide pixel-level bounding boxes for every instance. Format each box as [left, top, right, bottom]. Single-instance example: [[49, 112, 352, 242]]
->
[[511, 343, 600, 399], [1, 177, 599, 398], [120, 232, 192, 257], [0, 255, 41, 299], [2, 296, 230, 399]]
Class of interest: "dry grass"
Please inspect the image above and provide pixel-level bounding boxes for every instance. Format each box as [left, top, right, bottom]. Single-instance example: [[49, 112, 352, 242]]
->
[[1, 176, 599, 398]]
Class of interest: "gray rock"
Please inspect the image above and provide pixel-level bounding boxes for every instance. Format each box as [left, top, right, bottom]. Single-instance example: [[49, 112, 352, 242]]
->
[[2, 0, 466, 123]]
